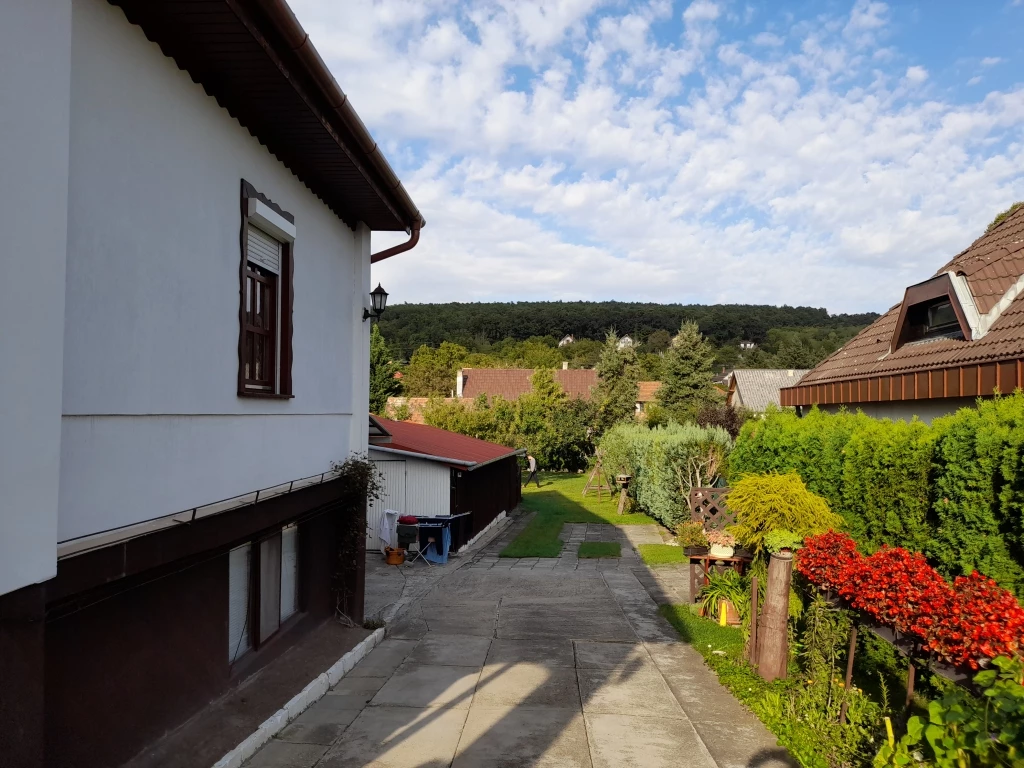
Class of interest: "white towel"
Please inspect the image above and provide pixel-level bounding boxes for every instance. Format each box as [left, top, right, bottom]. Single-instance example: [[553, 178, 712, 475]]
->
[[378, 509, 400, 553]]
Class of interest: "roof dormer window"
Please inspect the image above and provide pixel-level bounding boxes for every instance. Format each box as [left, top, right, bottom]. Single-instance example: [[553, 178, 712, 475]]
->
[[891, 274, 972, 352]]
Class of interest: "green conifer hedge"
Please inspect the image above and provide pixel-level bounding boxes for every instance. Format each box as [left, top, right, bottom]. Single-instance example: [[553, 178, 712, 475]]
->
[[729, 394, 1024, 597]]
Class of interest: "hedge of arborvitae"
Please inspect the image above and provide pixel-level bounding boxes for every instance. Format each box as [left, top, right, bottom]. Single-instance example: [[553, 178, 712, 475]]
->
[[729, 394, 1024, 598]]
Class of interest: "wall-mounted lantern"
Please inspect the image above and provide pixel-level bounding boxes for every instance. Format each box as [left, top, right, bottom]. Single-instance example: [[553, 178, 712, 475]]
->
[[363, 283, 389, 321]]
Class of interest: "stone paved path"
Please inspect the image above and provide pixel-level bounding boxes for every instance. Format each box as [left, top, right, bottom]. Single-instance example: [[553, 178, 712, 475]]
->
[[244, 513, 792, 768]]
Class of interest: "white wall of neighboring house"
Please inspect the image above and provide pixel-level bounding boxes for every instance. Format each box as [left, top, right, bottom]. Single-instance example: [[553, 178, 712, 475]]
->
[[0, 0, 73, 596], [817, 397, 977, 425], [55, 0, 369, 542]]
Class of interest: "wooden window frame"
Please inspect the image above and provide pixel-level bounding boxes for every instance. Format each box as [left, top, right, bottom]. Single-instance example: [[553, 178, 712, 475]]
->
[[238, 180, 294, 399], [232, 523, 306, 664]]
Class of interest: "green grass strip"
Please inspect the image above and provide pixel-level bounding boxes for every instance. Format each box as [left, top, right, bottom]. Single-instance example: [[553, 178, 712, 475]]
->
[[578, 541, 621, 558], [501, 473, 654, 558], [638, 543, 687, 565]]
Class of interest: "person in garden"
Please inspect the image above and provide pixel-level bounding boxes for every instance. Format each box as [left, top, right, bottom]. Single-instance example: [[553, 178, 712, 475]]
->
[[523, 454, 540, 488]]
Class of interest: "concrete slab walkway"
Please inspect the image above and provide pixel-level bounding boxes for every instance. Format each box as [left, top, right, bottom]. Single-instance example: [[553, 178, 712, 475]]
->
[[243, 513, 793, 768]]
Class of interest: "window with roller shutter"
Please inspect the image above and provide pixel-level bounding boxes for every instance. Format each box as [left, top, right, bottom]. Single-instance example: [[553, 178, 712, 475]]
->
[[238, 182, 294, 397]]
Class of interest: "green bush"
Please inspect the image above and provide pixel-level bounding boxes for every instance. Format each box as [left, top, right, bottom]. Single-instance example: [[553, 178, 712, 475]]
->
[[599, 421, 732, 528], [727, 472, 843, 555], [730, 396, 1024, 597], [930, 396, 1024, 595], [841, 418, 935, 552]]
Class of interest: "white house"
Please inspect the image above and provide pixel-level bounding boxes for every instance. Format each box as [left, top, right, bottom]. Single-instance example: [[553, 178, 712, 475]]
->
[[0, 1, 422, 766]]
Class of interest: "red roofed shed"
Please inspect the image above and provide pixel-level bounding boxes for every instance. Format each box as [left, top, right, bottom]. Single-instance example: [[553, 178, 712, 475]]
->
[[367, 417, 524, 552]]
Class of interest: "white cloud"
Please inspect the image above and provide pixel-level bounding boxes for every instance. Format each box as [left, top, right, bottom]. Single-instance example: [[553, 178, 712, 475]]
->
[[904, 65, 929, 84], [290, 0, 1024, 314], [968, 75, 983, 86], [980, 56, 1003, 67]]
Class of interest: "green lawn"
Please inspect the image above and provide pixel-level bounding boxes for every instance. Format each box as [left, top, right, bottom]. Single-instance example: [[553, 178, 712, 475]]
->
[[502, 473, 654, 558], [578, 542, 621, 558], [638, 543, 687, 565]]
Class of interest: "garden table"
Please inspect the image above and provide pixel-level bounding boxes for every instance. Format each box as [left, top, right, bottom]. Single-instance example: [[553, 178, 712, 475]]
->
[[686, 548, 753, 604]]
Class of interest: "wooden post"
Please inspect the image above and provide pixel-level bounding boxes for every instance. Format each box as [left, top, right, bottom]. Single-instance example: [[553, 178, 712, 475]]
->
[[905, 662, 916, 713], [757, 550, 793, 682], [839, 625, 857, 724], [616, 488, 628, 515], [748, 576, 759, 664]]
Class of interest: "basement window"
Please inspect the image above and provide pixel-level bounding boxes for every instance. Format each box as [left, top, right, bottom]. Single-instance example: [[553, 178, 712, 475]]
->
[[227, 523, 302, 664]]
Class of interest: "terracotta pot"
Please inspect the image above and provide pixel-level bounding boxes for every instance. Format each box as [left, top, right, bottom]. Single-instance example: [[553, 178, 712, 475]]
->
[[385, 547, 405, 566]]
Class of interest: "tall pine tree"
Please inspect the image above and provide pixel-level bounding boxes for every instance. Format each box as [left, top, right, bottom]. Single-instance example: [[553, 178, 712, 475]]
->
[[657, 321, 715, 424], [593, 330, 640, 433], [369, 324, 401, 414]]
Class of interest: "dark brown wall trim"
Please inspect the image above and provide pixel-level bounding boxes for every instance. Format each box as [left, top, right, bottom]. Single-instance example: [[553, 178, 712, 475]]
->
[[48, 478, 345, 604], [781, 358, 1024, 407]]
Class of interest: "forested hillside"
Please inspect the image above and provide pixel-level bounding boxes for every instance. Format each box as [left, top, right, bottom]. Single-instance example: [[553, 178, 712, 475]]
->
[[377, 301, 878, 360]]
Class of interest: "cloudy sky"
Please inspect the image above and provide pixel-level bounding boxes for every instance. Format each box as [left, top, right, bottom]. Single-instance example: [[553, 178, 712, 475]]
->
[[291, 0, 1024, 314]]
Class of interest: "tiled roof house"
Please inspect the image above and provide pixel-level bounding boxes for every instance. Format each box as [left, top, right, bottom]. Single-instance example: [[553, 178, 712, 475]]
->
[[782, 205, 1024, 421], [727, 369, 810, 412]]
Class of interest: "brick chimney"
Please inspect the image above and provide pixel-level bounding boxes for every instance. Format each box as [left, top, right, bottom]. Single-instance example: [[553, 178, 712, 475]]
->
[[456, 369, 465, 398], [562, 361, 569, 370]]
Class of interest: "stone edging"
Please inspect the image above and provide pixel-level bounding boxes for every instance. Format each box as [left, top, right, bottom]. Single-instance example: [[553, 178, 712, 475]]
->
[[210, 627, 386, 768]]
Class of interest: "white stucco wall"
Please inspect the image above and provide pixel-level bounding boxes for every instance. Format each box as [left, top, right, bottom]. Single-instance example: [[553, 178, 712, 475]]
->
[[57, 0, 369, 541], [816, 397, 979, 424], [0, 0, 72, 595]]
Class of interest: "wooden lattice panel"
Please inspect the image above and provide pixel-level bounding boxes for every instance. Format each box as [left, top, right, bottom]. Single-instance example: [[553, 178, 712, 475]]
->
[[689, 487, 734, 531]]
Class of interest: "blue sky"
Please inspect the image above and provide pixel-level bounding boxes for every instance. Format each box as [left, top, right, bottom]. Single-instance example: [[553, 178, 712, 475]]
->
[[291, 0, 1024, 313]]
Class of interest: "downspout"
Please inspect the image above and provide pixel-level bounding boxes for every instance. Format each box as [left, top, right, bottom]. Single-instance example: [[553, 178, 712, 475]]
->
[[370, 222, 420, 264]]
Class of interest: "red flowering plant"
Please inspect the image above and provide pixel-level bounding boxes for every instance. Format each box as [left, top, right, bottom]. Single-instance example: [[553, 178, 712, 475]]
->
[[798, 532, 1024, 670], [795, 530, 861, 593]]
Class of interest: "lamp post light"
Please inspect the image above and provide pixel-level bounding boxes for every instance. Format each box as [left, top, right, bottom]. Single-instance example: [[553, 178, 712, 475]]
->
[[363, 283, 389, 321]]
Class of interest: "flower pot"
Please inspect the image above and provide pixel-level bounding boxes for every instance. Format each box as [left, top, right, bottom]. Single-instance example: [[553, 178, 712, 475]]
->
[[709, 544, 735, 558], [385, 547, 405, 565]]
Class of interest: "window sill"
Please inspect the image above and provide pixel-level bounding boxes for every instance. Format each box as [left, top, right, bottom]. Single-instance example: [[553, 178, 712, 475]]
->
[[238, 390, 294, 400]]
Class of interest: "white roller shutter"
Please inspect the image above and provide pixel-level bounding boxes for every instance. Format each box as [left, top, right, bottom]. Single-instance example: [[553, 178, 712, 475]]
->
[[228, 545, 252, 662], [247, 224, 282, 274], [280, 524, 299, 622]]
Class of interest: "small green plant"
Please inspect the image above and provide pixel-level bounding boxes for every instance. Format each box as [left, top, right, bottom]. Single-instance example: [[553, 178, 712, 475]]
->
[[727, 472, 843, 555], [675, 520, 709, 549], [578, 541, 621, 558], [874, 655, 1024, 768], [699, 570, 746, 620], [764, 529, 803, 554]]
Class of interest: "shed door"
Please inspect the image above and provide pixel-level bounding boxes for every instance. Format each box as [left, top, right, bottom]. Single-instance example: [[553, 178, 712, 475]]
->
[[368, 459, 406, 551]]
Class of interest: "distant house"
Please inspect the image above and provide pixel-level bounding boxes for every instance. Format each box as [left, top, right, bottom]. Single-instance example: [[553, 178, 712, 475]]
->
[[727, 369, 810, 412], [558, 334, 575, 347], [368, 417, 523, 552], [781, 205, 1024, 423], [455, 368, 660, 416], [636, 380, 662, 415], [617, 335, 635, 350], [739, 340, 757, 350]]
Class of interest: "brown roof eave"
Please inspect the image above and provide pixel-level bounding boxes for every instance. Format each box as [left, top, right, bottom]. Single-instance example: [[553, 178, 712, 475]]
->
[[249, 0, 425, 231], [780, 357, 1023, 407]]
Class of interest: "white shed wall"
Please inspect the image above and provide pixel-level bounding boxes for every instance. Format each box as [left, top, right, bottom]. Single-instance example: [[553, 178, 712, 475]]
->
[[0, 0, 72, 595], [56, 0, 369, 541], [367, 451, 451, 550], [405, 460, 452, 518]]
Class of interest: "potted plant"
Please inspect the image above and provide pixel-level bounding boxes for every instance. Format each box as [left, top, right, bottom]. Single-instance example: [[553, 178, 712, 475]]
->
[[706, 529, 736, 559], [675, 521, 709, 554], [699, 571, 744, 626]]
